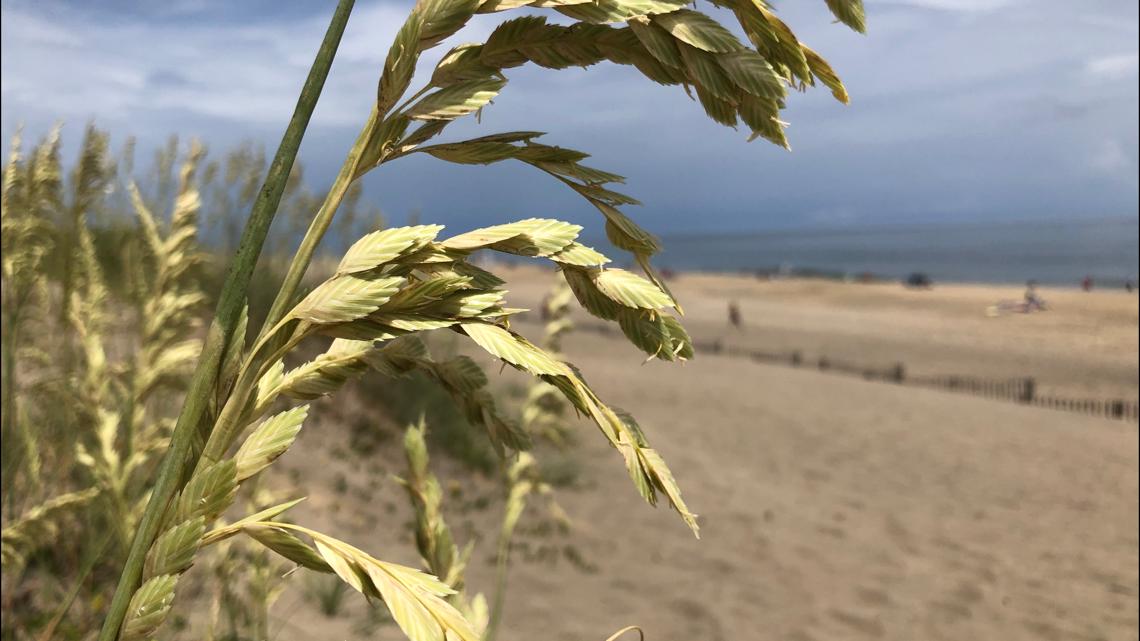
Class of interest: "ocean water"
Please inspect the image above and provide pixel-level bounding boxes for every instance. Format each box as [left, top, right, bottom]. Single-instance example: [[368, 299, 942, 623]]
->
[[641, 219, 1140, 287]]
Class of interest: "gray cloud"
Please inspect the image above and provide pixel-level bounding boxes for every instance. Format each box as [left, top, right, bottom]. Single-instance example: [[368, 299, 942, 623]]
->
[[2, 0, 1136, 234]]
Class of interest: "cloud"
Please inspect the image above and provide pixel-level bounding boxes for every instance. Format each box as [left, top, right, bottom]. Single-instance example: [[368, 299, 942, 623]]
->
[[1088, 139, 1136, 176], [806, 206, 859, 226], [0, 2, 416, 131], [1, 0, 1137, 232], [1086, 53, 1140, 80], [870, 0, 1020, 12]]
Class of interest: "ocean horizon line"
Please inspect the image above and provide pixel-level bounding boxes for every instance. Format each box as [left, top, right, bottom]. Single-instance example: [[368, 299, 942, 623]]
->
[[644, 215, 1140, 243], [570, 217, 1138, 288]]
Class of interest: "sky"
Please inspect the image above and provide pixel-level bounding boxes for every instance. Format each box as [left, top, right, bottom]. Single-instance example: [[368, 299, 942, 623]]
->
[[1, 0, 1137, 234]]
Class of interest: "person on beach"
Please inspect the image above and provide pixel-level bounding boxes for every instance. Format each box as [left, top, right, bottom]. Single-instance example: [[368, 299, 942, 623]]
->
[[728, 301, 742, 329], [539, 293, 552, 322], [1024, 280, 1047, 311], [986, 282, 1049, 316]]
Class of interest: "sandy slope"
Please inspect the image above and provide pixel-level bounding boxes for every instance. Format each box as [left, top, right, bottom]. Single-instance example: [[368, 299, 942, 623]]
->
[[482, 329, 1139, 641], [214, 267, 1137, 641]]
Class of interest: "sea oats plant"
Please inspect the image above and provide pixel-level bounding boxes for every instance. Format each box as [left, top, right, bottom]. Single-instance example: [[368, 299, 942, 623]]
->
[[66, 141, 208, 546], [474, 282, 580, 640], [0, 130, 214, 637], [97, 0, 863, 638], [520, 281, 577, 447], [1, 125, 115, 520], [485, 449, 570, 640], [0, 127, 238, 634], [397, 406, 569, 641], [1, 128, 63, 499], [202, 482, 292, 641], [398, 418, 489, 628]]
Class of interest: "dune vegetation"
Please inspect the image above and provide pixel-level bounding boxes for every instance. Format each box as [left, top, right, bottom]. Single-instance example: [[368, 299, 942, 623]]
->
[[1, 0, 865, 639]]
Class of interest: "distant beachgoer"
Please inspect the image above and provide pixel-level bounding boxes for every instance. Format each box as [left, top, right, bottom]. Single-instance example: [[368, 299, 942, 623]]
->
[[539, 293, 552, 322], [1082, 275, 1093, 291], [728, 301, 742, 329], [906, 272, 932, 288], [1024, 280, 1047, 311]]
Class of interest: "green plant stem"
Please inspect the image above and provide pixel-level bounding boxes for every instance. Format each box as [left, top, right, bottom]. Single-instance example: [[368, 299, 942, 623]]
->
[[485, 532, 511, 641], [1, 308, 19, 442], [390, 85, 430, 118], [485, 463, 515, 641], [210, 105, 408, 464], [0, 309, 21, 503], [198, 112, 379, 466], [37, 531, 114, 641], [95, 2, 356, 639], [121, 364, 138, 464], [257, 109, 378, 338], [194, 324, 307, 472], [0, 287, 34, 504]]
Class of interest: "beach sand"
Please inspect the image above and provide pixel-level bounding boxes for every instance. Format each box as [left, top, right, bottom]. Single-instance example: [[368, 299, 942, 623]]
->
[[504, 266, 1140, 399], [233, 267, 1138, 641]]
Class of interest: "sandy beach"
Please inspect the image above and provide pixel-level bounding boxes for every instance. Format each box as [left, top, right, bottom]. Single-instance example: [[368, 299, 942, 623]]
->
[[505, 266, 1140, 399], [202, 267, 1138, 641]]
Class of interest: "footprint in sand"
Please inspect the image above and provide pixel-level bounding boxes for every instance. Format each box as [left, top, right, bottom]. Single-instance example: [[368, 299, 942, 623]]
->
[[668, 598, 727, 641], [829, 608, 886, 638], [854, 586, 891, 607], [883, 514, 919, 555]]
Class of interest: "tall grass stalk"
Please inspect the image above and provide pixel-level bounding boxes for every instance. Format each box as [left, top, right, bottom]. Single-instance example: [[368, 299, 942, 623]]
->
[[82, 0, 865, 636], [192, 113, 376, 473], [95, 2, 357, 638]]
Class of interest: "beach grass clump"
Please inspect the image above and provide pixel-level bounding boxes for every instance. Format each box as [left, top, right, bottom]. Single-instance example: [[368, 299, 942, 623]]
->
[[107, 0, 861, 629], [0, 127, 218, 638], [3, 0, 863, 638]]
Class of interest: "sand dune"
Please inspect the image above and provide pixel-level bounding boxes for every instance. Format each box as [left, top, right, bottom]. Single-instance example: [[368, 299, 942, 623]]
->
[[484, 329, 1138, 641]]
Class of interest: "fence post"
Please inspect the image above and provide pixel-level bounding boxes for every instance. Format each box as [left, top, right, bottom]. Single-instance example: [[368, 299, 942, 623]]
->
[[1020, 377, 1036, 404]]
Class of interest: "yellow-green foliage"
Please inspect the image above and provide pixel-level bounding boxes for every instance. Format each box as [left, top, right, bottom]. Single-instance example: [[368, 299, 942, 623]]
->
[[501, 453, 569, 543], [70, 143, 209, 541], [1, 129, 212, 638], [522, 281, 577, 446], [398, 418, 473, 590], [122, 215, 700, 638], [2, 129, 63, 487], [1, 488, 101, 579], [1, 129, 59, 322], [399, 419, 489, 631], [73, 0, 863, 638], [201, 482, 291, 641], [127, 141, 208, 415]]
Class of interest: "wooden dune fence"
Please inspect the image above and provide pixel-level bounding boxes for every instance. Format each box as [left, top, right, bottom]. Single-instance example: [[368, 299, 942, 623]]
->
[[575, 323, 1139, 423]]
